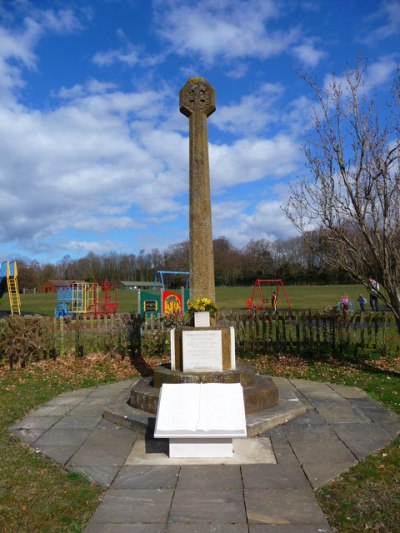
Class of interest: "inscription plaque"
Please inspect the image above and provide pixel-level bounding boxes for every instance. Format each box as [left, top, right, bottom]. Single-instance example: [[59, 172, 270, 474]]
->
[[182, 330, 222, 372]]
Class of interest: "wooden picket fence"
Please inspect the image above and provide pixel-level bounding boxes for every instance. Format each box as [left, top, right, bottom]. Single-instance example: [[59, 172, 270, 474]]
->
[[222, 310, 400, 357], [141, 310, 400, 359], [45, 315, 136, 357], [1, 310, 398, 369]]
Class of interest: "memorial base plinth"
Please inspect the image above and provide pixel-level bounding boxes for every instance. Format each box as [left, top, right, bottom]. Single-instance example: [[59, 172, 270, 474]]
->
[[130, 362, 279, 415], [169, 438, 233, 458], [170, 326, 235, 372]]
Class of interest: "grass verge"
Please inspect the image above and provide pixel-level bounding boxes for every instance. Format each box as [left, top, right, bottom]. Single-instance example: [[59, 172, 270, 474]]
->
[[0, 352, 399, 531]]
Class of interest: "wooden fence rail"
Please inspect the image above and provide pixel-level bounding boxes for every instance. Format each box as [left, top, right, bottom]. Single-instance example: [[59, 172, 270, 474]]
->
[[1, 310, 399, 369], [141, 310, 400, 358]]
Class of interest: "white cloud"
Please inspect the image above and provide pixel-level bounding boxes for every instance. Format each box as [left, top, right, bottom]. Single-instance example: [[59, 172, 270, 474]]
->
[[210, 135, 302, 190], [360, 0, 400, 44], [59, 240, 126, 254], [40, 8, 82, 34], [93, 46, 141, 67], [73, 216, 145, 232], [212, 83, 284, 134], [212, 200, 249, 225], [0, 7, 81, 103], [323, 56, 398, 97], [225, 63, 249, 79], [290, 40, 326, 68], [58, 79, 118, 99], [0, 84, 182, 247], [153, 0, 300, 64], [363, 56, 398, 93], [213, 199, 297, 246], [92, 28, 163, 69], [280, 95, 314, 135]]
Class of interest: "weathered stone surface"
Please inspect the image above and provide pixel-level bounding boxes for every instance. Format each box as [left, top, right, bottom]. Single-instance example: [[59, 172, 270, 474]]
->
[[248, 525, 332, 532], [301, 461, 355, 490], [89, 489, 174, 524], [34, 428, 90, 447], [289, 438, 357, 465], [68, 426, 137, 467], [130, 364, 278, 415], [180, 77, 216, 302], [244, 376, 279, 414], [168, 525, 248, 533], [112, 465, 180, 489], [244, 487, 328, 524], [130, 376, 159, 414], [170, 489, 246, 523], [86, 524, 165, 533], [177, 465, 242, 490], [69, 465, 120, 488], [241, 464, 309, 490], [153, 362, 255, 388]]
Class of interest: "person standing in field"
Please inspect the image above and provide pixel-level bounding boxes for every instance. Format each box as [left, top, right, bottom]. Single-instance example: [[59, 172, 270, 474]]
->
[[368, 276, 379, 311], [357, 294, 367, 312], [341, 293, 350, 312], [271, 291, 277, 314]]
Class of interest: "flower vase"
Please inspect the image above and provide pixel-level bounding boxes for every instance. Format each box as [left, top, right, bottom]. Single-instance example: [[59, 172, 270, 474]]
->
[[194, 311, 210, 328]]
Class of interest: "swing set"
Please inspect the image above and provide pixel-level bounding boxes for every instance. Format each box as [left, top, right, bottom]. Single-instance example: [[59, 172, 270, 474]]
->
[[247, 279, 292, 312]]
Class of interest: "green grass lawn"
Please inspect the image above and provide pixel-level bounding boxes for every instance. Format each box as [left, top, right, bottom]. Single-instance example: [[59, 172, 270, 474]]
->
[[216, 284, 366, 311], [13, 284, 367, 316]]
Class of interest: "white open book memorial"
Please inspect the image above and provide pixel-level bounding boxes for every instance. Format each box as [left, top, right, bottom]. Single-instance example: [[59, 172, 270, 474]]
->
[[154, 382, 247, 458]]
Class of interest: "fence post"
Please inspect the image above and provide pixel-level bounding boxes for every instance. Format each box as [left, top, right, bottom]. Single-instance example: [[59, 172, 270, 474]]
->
[[295, 311, 300, 352], [60, 317, 64, 355], [130, 313, 142, 359], [330, 314, 336, 352], [315, 312, 321, 347], [275, 312, 280, 352], [281, 312, 287, 352], [308, 309, 314, 352]]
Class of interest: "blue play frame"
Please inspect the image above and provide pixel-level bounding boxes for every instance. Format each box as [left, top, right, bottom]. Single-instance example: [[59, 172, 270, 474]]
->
[[153, 270, 190, 291]]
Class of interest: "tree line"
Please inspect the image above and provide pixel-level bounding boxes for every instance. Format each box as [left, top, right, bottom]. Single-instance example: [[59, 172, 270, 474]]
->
[[16, 233, 354, 290]]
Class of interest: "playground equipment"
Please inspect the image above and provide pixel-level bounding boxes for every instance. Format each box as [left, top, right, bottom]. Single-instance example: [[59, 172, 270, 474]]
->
[[54, 281, 118, 318], [139, 271, 191, 318], [247, 279, 292, 311], [153, 270, 190, 290], [0, 261, 21, 315]]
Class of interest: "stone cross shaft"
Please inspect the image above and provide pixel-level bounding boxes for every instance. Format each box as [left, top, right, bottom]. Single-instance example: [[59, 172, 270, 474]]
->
[[180, 77, 216, 302]]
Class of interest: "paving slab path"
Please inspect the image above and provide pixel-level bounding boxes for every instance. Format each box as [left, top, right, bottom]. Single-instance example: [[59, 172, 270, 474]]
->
[[10, 377, 400, 532]]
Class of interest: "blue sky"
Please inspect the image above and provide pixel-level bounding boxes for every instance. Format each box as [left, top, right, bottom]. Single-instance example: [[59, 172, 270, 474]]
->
[[0, 0, 399, 264]]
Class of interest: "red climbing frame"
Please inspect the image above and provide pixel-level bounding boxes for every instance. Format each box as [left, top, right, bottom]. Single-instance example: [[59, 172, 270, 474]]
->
[[88, 281, 118, 318]]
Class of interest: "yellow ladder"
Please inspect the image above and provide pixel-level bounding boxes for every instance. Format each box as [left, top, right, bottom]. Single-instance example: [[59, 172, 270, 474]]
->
[[6, 262, 21, 316]]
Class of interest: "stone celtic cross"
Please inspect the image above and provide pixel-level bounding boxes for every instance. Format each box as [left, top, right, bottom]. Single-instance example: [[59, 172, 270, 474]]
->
[[180, 77, 216, 302]]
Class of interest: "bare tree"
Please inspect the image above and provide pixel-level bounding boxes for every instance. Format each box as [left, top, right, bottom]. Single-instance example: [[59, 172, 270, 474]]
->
[[285, 62, 400, 330]]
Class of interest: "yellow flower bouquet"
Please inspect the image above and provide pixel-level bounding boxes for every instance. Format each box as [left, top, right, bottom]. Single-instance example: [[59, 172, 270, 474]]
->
[[187, 297, 217, 317]]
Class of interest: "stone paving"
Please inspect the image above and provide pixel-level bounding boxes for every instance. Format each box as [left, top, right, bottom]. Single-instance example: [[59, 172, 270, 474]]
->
[[10, 377, 400, 532]]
